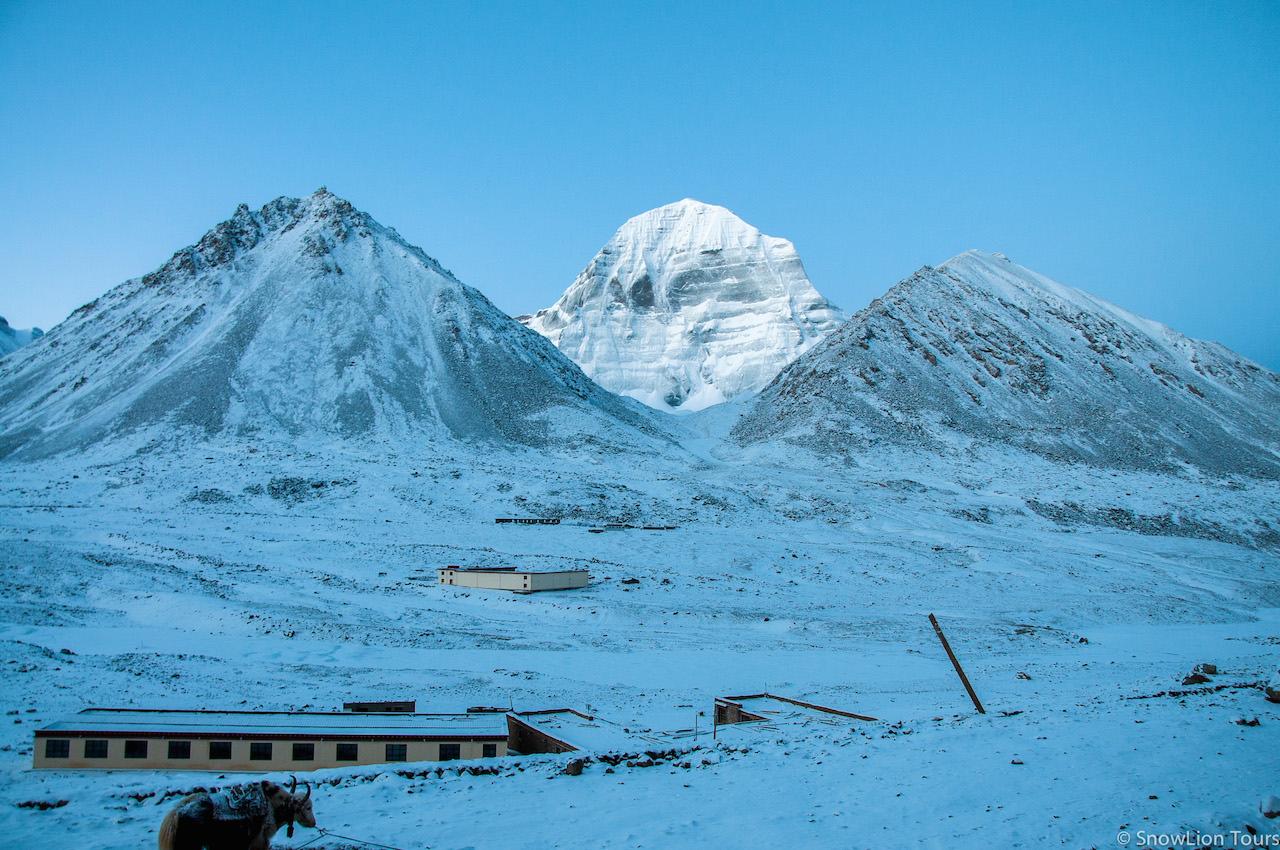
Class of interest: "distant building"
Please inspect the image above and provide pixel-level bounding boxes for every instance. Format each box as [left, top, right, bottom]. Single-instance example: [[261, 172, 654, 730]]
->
[[33, 709, 507, 771], [713, 693, 876, 727], [494, 517, 560, 525], [343, 701, 415, 713], [438, 566, 589, 593]]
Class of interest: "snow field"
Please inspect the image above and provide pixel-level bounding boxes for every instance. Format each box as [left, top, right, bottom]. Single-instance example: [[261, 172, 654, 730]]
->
[[0, 433, 1277, 848]]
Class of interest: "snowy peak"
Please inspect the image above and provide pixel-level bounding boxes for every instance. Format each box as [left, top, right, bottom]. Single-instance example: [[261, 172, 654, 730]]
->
[[0, 192, 662, 459], [0, 317, 43, 358], [735, 251, 1280, 478], [139, 188, 456, 289], [612, 199, 776, 255], [522, 200, 846, 411], [936, 251, 1158, 332]]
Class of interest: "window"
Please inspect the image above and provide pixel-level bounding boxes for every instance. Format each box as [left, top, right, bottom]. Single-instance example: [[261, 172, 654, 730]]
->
[[44, 739, 70, 759], [438, 743, 460, 761], [168, 741, 191, 760], [336, 743, 358, 762], [482, 743, 497, 758], [209, 741, 232, 760], [124, 740, 148, 759], [292, 743, 314, 761], [85, 740, 108, 759], [385, 744, 407, 762], [249, 742, 272, 761]]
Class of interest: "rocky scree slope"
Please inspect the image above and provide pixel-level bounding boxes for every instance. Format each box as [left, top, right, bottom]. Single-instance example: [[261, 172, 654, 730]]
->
[[0, 190, 663, 459], [734, 251, 1280, 478], [521, 199, 846, 411]]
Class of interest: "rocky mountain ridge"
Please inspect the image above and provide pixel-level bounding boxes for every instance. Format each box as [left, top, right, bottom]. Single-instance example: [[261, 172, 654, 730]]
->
[[734, 250, 1280, 478], [0, 190, 665, 460]]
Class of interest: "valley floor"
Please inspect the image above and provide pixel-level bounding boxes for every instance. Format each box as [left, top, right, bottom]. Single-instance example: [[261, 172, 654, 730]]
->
[[0, 437, 1276, 849]]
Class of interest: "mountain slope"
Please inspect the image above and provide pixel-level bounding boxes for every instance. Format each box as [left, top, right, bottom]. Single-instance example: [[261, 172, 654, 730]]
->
[[734, 251, 1280, 478], [0, 317, 42, 357], [0, 190, 664, 459], [520, 200, 846, 411]]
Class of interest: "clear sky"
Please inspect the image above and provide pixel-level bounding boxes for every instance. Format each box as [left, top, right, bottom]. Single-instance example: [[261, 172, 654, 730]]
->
[[2, 1, 1277, 368]]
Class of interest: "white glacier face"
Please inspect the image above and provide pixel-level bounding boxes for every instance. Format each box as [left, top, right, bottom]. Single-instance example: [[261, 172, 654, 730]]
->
[[520, 199, 846, 411]]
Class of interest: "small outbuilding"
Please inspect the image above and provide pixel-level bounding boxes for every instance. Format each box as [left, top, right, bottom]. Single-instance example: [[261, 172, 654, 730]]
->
[[506, 708, 640, 754], [438, 566, 589, 593], [713, 693, 877, 727]]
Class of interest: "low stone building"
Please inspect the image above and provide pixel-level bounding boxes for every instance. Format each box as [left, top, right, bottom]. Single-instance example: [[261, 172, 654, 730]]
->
[[33, 708, 508, 771], [438, 566, 589, 593]]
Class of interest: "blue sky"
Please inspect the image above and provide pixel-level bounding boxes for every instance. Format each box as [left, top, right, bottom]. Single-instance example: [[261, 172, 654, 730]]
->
[[2, 1, 1277, 367]]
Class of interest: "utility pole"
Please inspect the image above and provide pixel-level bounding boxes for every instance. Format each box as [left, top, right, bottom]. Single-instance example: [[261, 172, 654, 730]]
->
[[929, 613, 985, 714]]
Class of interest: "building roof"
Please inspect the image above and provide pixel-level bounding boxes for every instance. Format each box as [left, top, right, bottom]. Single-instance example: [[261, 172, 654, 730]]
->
[[35, 709, 508, 741], [717, 693, 877, 725], [508, 709, 649, 751], [439, 567, 588, 576]]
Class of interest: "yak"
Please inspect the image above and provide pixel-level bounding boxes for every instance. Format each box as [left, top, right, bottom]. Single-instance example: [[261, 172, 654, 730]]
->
[[157, 776, 315, 850]]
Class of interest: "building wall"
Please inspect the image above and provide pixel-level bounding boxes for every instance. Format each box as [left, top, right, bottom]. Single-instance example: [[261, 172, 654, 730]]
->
[[713, 702, 766, 725], [33, 736, 506, 771], [528, 571, 589, 591], [343, 702, 415, 713], [439, 569, 530, 591], [506, 716, 576, 755], [438, 569, 588, 592]]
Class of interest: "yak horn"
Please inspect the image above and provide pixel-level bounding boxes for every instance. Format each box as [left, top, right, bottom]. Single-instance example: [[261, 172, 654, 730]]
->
[[288, 775, 297, 796], [300, 780, 311, 803]]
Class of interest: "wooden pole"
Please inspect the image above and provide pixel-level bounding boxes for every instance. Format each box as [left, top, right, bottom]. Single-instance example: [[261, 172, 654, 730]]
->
[[928, 613, 985, 714]]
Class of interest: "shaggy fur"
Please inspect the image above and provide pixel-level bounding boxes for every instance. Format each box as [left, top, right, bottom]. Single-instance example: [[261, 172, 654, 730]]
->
[[157, 778, 315, 850]]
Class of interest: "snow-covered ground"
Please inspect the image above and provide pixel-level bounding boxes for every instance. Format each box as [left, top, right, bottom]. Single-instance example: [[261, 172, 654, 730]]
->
[[1, 427, 1276, 849]]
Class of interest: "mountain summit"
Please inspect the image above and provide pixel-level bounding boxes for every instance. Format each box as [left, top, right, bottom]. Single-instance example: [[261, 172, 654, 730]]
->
[[0, 190, 660, 459], [520, 200, 846, 411], [735, 250, 1280, 478]]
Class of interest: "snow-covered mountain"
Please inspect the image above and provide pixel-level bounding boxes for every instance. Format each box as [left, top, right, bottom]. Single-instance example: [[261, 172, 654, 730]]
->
[[520, 200, 846, 411], [0, 190, 664, 459], [734, 250, 1280, 478], [0, 317, 42, 357]]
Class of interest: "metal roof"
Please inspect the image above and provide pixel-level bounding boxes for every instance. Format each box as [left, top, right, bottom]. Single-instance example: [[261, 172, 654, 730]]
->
[[35, 709, 508, 741], [440, 567, 588, 575], [509, 710, 651, 751]]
